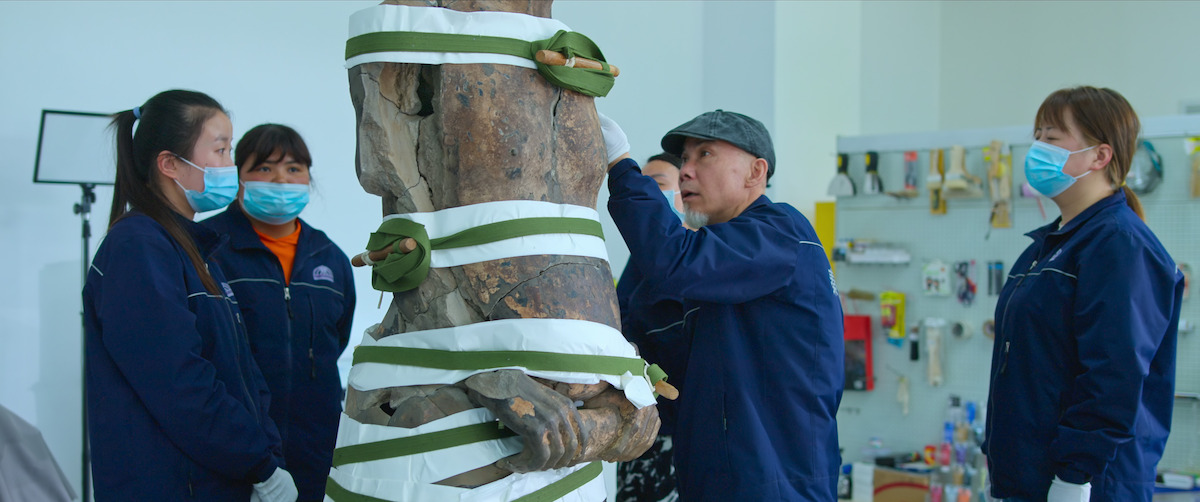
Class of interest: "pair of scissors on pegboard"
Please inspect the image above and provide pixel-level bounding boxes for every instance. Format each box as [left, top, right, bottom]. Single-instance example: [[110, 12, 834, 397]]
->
[[955, 260, 976, 306]]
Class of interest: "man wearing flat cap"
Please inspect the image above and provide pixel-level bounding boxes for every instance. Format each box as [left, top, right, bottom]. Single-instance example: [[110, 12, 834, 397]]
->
[[601, 110, 845, 501]]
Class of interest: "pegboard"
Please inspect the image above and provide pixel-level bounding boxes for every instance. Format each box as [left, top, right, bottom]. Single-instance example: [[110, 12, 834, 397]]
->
[[831, 116, 1200, 473]]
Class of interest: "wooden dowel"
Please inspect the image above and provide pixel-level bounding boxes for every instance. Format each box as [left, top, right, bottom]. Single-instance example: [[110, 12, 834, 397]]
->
[[654, 380, 679, 400], [535, 50, 620, 77], [351, 237, 417, 267]]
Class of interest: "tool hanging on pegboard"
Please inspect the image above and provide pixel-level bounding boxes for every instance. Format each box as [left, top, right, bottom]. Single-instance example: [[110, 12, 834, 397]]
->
[[1188, 136, 1200, 198], [954, 260, 977, 307], [942, 145, 983, 199], [827, 153, 856, 197], [888, 151, 920, 199], [985, 140, 1012, 230], [863, 151, 883, 194], [987, 260, 1004, 296], [928, 148, 947, 214]]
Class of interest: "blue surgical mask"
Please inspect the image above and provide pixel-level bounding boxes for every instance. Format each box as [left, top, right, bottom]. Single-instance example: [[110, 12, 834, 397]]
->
[[241, 181, 310, 225], [173, 155, 238, 212], [1024, 140, 1096, 198], [661, 190, 686, 221]]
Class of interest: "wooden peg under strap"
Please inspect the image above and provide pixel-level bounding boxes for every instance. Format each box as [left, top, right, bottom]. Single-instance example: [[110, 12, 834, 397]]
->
[[351, 237, 418, 267], [654, 380, 679, 400], [535, 50, 620, 77]]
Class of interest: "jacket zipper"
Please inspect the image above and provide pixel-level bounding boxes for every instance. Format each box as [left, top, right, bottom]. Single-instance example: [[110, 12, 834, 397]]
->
[[309, 297, 316, 379], [222, 297, 259, 421], [986, 258, 1037, 457]]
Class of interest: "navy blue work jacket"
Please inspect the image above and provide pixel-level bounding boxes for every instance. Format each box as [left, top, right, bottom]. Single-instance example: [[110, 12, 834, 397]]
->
[[616, 260, 689, 436], [203, 203, 356, 501], [983, 190, 1182, 502], [608, 158, 845, 501], [84, 212, 283, 501]]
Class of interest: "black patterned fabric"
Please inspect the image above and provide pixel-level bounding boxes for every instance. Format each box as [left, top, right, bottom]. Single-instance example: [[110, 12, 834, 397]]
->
[[617, 435, 678, 502]]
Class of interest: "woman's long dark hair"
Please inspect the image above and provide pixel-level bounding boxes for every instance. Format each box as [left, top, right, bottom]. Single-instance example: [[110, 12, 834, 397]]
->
[[109, 89, 225, 294]]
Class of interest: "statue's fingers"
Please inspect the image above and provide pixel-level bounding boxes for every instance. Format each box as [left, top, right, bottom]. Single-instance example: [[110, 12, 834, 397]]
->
[[550, 414, 579, 469]]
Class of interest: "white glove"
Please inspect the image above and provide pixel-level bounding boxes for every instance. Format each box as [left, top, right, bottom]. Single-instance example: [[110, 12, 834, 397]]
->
[[250, 467, 298, 502], [1046, 476, 1090, 502], [597, 112, 629, 164]]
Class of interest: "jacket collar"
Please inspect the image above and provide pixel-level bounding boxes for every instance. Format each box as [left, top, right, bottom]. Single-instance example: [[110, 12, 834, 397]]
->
[[170, 211, 228, 258], [1025, 189, 1126, 241]]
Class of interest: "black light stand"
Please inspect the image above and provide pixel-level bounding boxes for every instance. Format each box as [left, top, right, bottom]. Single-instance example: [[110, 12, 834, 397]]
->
[[34, 109, 114, 502], [73, 183, 95, 502]]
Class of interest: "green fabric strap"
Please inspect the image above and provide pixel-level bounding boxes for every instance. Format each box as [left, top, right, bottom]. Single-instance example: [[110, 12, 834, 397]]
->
[[346, 29, 614, 97], [365, 219, 431, 294], [511, 461, 603, 502], [325, 477, 392, 502], [347, 31, 531, 61], [366, 216, 603, 293], [331, 421, 517, 468], [529, 30, 614, 98], [324, 461, 602, 502], [647, 363, 667, 385], [353, 345, 645, 377], [431, 217, 603, 249]]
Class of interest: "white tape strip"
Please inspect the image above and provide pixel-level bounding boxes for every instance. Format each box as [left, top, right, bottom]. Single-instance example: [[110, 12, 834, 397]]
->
[[333, 408, 521, 484], [346, 5, 572, 69], [384, 200, 609, 268], [349, 319, 657, 408]]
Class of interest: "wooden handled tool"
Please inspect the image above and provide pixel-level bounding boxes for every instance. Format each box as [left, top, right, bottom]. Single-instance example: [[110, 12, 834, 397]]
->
[[351, 238, 417, 267], [654, 380, 679, 400], [535, 50, 620, 77]]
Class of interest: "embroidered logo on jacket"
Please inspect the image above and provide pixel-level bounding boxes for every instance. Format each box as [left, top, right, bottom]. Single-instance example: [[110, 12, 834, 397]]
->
[[313, 265, 335, 282], [221, 282, 235, 298], [1049, 249, 1063, 262]]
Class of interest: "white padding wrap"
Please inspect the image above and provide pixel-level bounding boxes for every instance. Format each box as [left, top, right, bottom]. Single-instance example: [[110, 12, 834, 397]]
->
[[346, 5, 571, 69], [327, 460, 604, 502], [349, 319, 657, 409], [332, 409, 521, 484], [384, 200, 609, 268]]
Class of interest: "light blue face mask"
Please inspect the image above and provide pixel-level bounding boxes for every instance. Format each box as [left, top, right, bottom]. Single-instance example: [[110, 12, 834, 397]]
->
[[173, 155, 239, 212], [241, 181, 310, 225], [1024, 140, 1096, 198], [661, 190, 686, 221]]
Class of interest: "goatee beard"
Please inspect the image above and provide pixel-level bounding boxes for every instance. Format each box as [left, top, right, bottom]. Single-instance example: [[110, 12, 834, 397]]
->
[[683, 210, 709, 228]]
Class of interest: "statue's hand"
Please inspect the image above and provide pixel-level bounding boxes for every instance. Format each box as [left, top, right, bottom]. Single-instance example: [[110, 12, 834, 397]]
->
[[579, 386, 660, 462], [464, 370, 584, 473]]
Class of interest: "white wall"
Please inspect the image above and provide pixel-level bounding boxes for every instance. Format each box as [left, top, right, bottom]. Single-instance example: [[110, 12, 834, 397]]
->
[[938, 1, 1200, 130], [0, 1, 378, 495], [772, 0, 864, 217]]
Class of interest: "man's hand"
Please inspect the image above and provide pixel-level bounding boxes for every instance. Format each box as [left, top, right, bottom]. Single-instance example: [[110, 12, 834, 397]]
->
[[598, 112, 630, 168]]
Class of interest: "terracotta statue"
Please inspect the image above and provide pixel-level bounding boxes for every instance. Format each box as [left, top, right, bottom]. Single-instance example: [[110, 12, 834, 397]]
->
[[335, 0, 661, 497]]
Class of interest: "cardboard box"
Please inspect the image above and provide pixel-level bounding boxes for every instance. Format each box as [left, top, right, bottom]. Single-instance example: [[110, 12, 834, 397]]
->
[[873, 466, 930, 502]]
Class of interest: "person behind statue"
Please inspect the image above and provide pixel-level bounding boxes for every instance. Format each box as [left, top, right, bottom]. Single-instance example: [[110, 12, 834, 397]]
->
[[615, 152, 691, 502], [601, 110, 845, 501], [202, 124, 356, 502], [983, 86, 1183, 502], [84, 90, 297, 501]]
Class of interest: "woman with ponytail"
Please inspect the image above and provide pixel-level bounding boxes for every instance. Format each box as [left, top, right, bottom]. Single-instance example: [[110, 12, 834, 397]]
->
[[983, 86, 1184, 502], [83, 90, 297, 501]]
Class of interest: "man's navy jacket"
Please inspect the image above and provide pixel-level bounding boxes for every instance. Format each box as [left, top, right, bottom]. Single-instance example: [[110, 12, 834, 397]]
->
[[609, 158, 845, 501]]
